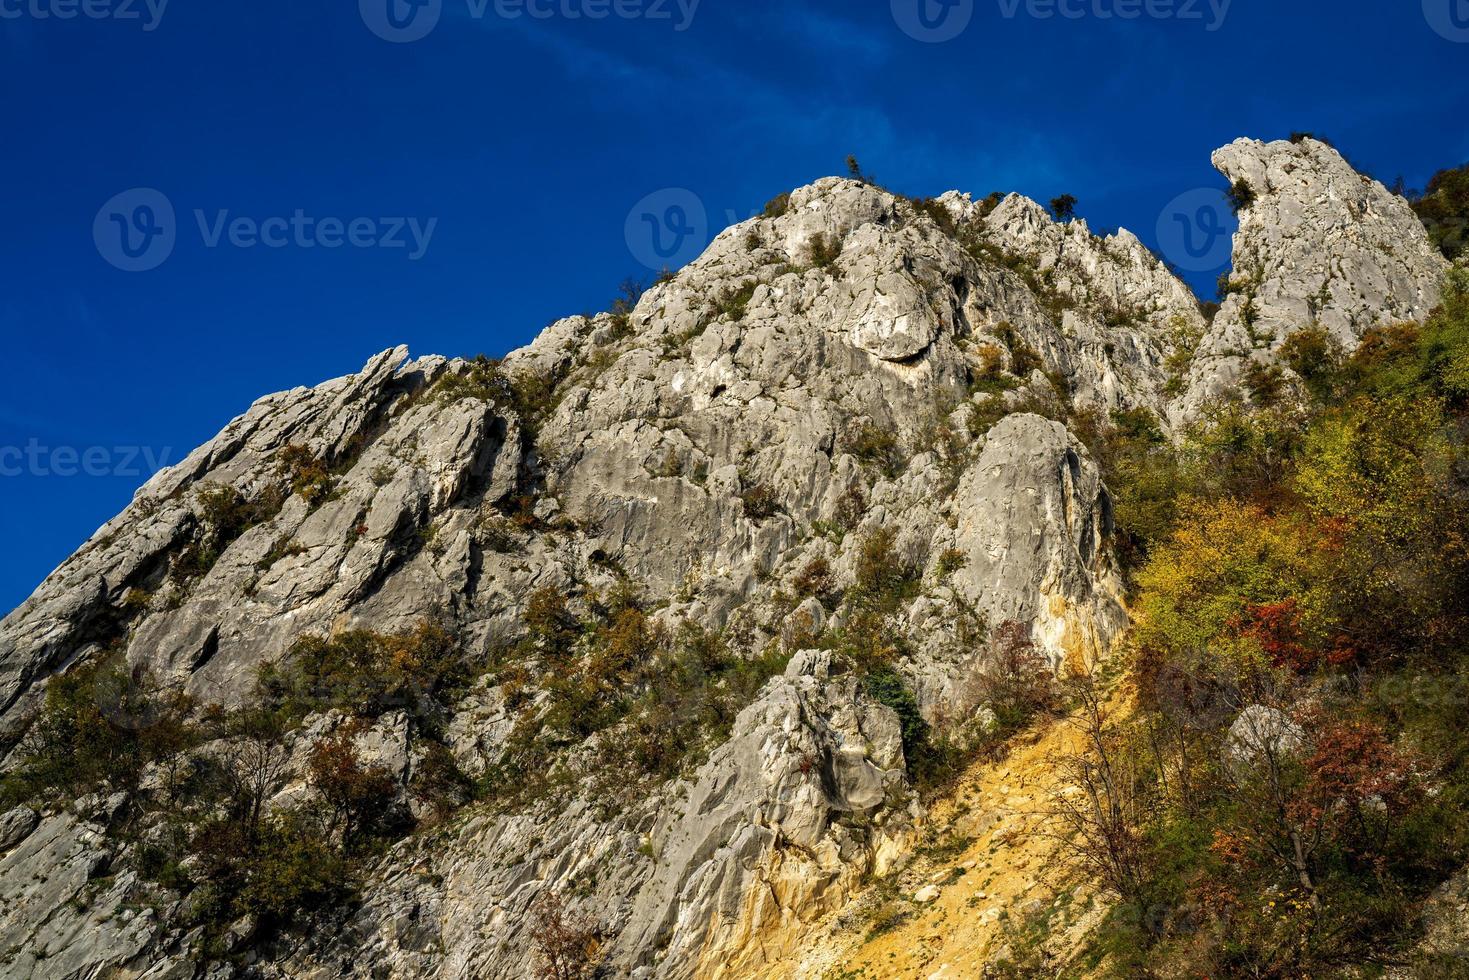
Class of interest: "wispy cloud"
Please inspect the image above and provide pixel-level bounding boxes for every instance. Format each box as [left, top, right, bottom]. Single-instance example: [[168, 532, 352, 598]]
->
[[466, 7, 1068, 210], [785, 9, 892, 63], [466, 16, 662, 88]]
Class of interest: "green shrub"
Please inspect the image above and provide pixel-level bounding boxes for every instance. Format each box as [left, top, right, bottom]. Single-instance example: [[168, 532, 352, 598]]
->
[[497, 609, 791, 809], [739, 482, 782, 521], [846, 421, 903, 478], [850, 527, 920, 615], [933, 548, 967, 581], [433, 355, 560, 431], [762, 192, 791, 219], [864, 667, 960, 789], [256, 535, 306, 571], [1279, 326, 1342, 401], [523, 586, 578, 655], [713, 281, 757, 321], [968, 341, 1018, 395], [907, 196, 959, 237], [3, 661, 142, 805], [174, 483, 287, 583], [277, 444, 334, 506], [865, 667, 927, 757], [993, 321, 1043, 377], [256, 621, 466, 725], [1049, 194, 1077, 222], [1226, 178, 1256, 215], [189, 808, 345, 930], [803, 232, 842, 272], [433, 355, 514, 405], [1242, 358, 1285, 407], [1410, 163, 1469, 261]]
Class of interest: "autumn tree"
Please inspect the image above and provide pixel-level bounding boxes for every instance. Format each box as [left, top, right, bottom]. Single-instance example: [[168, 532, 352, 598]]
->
[[1049, 674, 1152, 909], [224, 709, 291, 838], [978, 620, 1058, 731], [307, 730, 398, 852], [529, 892, 602, 980], [524, 586, 579, 656]]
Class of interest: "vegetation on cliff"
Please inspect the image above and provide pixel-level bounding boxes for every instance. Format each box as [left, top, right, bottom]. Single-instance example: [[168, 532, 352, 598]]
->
[[1049, 269, 1469, 977]]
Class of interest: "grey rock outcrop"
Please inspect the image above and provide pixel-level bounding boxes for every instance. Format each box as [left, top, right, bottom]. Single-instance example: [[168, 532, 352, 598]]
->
[[1177, 137, 1449, 421], [943, 413, 1124, 672], [0, 813, 161, 979], [970, 191, 1206, 426], [260, 651, 907, 980], [1226, 704, 1306, 766]]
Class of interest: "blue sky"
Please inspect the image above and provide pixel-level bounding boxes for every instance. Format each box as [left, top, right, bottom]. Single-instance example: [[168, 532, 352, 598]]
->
[[1, 0, 1467, 611]]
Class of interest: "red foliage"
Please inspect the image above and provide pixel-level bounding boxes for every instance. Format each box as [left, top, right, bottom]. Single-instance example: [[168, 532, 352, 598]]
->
[[1314, 515, 1352, 554], [1208, 829, 1250, 863], [1325, 638, 1360, 667], [1293, 719, 1416, 833], [1232, 599, 1319, 672]]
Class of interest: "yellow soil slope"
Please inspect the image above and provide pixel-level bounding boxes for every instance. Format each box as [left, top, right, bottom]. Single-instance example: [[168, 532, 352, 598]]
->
[[758, 710, 1114, 979]]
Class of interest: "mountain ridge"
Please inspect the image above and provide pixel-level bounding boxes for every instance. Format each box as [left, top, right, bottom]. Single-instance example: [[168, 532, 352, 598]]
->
[[0, 135, 1458, 979]]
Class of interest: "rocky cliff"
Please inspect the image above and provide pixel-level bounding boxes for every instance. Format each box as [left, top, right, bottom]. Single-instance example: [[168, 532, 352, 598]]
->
[[1177, 136, 1449, 419], [0, 137, 1453, 979]]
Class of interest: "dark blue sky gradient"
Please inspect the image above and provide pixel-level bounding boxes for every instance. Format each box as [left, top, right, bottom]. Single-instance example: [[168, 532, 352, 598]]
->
[[2, 0, 1467, 609]]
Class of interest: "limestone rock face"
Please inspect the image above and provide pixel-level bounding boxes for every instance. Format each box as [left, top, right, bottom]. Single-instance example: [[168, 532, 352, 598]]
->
[[1177, 137, 1449, 421], [0, 812, 161, 979], [945, 414, 1125, 671], [974, 191, 1206, 426], [0, 138, 1452, 978], [0, 346, 471, 729], [255, 650, 906, 980]]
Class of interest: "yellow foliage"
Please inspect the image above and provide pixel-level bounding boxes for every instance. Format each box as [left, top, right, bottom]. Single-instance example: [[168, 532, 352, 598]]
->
[[1133, 498, 1322, 682]]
